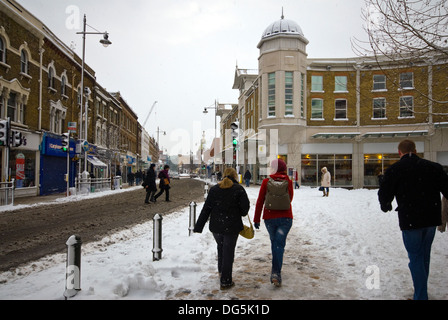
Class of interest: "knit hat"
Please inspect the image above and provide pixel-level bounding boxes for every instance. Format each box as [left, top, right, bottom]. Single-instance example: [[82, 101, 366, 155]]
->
[[271, 159, 287, 173]]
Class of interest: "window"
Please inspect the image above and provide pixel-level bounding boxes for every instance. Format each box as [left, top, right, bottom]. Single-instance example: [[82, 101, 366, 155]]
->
[[0, 38, 4, 63], [399, 96, 414, 117], [311, 99, 323, 119], [61, 76, 67, 96], [335, 76, 347, 92], [7, 92, 17, 121], [300, 73, 305, 117], [285, 72, 293, 116], [20, 50, 28, 74], [373, 75, 386, 91], [311, 75, 323, 91], [373, 98, 386, 119], [400, 72, 413, 89], [48, 67, 55, 88], [335, 99, 347, 119], [268, 72, 275, 117]]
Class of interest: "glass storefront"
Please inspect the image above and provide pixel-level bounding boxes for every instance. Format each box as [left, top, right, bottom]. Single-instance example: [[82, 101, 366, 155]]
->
[[301, 154, 352, 187], [8, 150, 37, 188], [363, 153, 423, 187]]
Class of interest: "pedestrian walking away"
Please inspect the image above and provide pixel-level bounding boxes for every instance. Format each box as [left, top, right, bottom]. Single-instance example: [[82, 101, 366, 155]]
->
[[154, 165, 171, 202], [320, 167, 331, 197], [254, 159, 294, 287], [244, 169, 252, 187], [378, 139, 448, 300], [143, 164, 157, 204], [194, 167, 250, 290]]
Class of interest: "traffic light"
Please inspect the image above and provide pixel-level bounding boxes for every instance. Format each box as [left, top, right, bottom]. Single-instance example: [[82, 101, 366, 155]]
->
[[0, 120, 8, 146], [62, 133, 69, 152], [231, 121, 239, 148], [11, 131, 23, 147]]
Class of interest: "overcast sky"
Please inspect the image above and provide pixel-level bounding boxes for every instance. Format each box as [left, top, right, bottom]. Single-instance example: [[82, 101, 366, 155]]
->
[[16, 0, 368, 156]]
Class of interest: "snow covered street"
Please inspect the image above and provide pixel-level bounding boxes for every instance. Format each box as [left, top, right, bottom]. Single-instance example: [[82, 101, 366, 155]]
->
[[0, 185, 447, 300]]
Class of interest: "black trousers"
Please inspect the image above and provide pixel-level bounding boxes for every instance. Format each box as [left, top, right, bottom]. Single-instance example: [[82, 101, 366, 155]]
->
[[213, 233, 239, 285], [154, 186, 169, 201], [145, 189, 156, 202]]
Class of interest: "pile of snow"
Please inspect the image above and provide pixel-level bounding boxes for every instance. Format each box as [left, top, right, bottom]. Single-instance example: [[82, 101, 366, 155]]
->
[[0, 186, 447, 300]]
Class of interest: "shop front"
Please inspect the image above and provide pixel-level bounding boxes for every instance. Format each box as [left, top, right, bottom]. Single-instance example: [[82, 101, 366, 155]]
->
[[7, 130, 41, 197], [40, 132, 76, 195]]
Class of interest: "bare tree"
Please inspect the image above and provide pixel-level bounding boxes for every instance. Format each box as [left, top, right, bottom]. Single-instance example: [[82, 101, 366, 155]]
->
[[353, 0, 448, 119], [354, 0, 448, 60]]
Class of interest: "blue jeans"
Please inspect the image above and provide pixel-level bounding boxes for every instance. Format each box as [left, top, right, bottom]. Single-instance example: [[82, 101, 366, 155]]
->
[[264, 218, 293, 282], [402, 226, 436, 300]]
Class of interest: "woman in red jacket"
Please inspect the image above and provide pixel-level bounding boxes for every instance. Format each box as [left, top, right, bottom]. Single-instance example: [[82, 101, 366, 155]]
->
[[254, 159, 293, 287]]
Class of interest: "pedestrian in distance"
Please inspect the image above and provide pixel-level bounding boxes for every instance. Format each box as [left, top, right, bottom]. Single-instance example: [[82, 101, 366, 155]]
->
[[378, 139, 448, 300], [194, 167, 250, 290], [254, 159, 293, 287], [154, 165, 171, 202], [244, 169, 251, 187], [294, 169, 300, 189], [143, 164, 157, 204], [320, 167, 331, 197]]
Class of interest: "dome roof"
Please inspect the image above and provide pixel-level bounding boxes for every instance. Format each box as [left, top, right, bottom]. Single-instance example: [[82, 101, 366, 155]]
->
[[261, 16, 305, 39]]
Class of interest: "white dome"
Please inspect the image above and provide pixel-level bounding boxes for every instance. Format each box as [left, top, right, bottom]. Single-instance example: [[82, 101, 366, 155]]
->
[[261, 17, 305, 39]]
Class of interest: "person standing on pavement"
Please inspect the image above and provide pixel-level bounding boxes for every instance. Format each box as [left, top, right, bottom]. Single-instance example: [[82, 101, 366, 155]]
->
[[144, 164, 157, 204], [378, 139, 448, 300], [254, 159, 293, 287], [320, 167, 331, 197], [244, 169, 251, 187], [154, 165, 171, 202], [194, 167, 250, 290]]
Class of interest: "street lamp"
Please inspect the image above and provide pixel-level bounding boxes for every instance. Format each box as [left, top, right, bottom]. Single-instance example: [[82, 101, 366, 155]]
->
[[203, 100, 218, 139], [76, 14, 112, 177]]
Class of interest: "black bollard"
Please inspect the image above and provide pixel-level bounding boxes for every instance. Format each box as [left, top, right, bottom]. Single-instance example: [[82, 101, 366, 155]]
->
[[63, 235, 82, 299]]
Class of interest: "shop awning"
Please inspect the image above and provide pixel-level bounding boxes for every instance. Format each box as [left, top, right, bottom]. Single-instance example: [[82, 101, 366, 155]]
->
[[311, 132, 360, 139], [362, 130, 428, 138], [87, 155, 108, 167]]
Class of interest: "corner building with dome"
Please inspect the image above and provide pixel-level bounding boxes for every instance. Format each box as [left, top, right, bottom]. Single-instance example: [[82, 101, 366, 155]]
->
[[223, 14, 448, 188]]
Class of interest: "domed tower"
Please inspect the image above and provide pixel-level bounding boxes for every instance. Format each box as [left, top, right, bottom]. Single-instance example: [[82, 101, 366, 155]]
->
[[257, 12, 309, 168]]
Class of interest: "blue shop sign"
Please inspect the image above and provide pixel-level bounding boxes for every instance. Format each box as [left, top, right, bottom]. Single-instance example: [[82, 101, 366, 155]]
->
[[42, 134, 75, 157]]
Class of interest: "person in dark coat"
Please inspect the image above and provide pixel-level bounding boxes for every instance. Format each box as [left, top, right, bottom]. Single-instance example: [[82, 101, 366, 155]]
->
[[244, 169, 251, 187], [154, 165, 170, 202], [144, 164, 157, 204], [378, 139, 448, 300], [194, 167, 250, 290]]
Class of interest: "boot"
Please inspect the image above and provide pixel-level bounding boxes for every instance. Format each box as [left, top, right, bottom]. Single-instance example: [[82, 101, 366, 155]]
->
[[326, 190, 329, 197], [322, 190, 327, 197]]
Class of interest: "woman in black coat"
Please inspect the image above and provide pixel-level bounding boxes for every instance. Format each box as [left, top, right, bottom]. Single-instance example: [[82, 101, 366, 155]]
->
[[194, 167, 250, 289], [144, 164, 157, 204]]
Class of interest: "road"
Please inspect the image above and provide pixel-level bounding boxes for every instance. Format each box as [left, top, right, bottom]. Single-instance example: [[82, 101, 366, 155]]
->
[[0, 178, 206, 272]]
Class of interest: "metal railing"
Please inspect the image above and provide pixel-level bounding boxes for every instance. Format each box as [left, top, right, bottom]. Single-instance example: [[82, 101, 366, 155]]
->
[[75, 177, 116, 194], [0, 179, 15, 206]]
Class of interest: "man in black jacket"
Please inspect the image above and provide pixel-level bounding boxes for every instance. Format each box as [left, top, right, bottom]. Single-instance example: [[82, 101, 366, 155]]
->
[[378, 140, 448, 300]]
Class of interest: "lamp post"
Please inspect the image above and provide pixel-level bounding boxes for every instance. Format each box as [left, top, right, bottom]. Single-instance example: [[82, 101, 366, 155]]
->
[[203, 100, 218, 172], [76, 14, 112, 177]]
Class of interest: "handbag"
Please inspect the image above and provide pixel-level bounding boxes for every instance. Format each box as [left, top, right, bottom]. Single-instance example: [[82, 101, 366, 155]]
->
[[239, 215, 254, 239], [319, 186, 324, 191]]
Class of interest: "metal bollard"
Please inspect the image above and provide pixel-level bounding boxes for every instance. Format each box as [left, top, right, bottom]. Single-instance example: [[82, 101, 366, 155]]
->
[[204, 183, 209, 200], [152, 214, 163, 261], [63, 235, 82, 299], [189, 201, 197, 236]]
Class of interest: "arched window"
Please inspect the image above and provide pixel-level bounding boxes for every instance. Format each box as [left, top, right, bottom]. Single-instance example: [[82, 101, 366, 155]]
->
[[0, 38, 5, 63], [20, 49, 28, 74], [61, 75, 67, 96], [48, 67, 55, 88]]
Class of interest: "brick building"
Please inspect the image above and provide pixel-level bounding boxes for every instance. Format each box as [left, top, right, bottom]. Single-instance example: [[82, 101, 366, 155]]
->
[[0, 0, 155, 196], [230, 15, 448, 188]]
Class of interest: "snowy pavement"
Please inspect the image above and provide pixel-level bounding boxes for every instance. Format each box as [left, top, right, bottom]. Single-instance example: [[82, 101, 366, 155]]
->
[[0, 185, 447, 300]]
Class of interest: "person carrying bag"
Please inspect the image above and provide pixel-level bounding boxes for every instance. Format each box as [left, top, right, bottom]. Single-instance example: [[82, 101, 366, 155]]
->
[[254, 159, 293, 287], [194, 167, 250, 290]]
